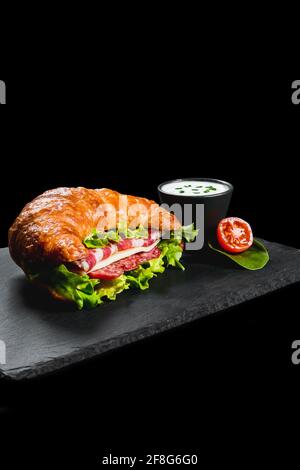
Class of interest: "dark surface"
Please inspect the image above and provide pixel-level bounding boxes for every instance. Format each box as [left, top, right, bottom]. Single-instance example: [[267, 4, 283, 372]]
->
[[1, 239, 299, 380]]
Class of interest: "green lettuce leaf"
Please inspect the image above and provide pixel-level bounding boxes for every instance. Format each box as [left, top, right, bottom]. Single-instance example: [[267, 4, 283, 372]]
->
[[181, 223, 199, 242], [147, 254, 166, 274], [83, 224, 149, 249], [96, 275, 129, 302], [125, 238, 185, 290], [172, 223, 199, 243], [125, 249, 166, 290], [34, 265, 129, 310], [158, 239, 185, 270], [36, 264, 101, 309], [84, 228, 120, 248], [125, 266, 156, 290], [84, 223, 198, 249], [117, 222, 149, 239]]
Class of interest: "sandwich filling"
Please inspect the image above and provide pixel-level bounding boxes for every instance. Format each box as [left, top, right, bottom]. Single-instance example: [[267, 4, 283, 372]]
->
[[31, 224, 198, 309], [73, 232, 160, 273]]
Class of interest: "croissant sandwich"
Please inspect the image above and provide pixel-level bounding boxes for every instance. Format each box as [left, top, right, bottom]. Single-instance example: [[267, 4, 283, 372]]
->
[[8, 187, 197, 309]]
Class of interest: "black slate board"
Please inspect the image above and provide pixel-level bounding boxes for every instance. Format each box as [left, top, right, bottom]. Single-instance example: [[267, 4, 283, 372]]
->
[[0, 240, 299, 380]]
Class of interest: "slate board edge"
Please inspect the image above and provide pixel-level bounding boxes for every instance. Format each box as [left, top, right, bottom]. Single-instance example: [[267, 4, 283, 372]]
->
[[2, 264, 300, 381]]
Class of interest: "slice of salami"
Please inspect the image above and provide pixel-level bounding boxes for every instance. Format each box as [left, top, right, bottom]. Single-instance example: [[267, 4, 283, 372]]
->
[[89, 246, 161, 280], [88, 264, 124, 280]]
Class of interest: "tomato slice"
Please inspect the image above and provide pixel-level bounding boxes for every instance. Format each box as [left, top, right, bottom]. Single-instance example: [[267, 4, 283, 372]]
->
[[217, 217, 253, 253]]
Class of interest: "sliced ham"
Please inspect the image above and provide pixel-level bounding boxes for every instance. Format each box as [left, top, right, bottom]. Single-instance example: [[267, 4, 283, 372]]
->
[[78, 244, 117, 272], [73, 232, 160, 273], [89, 246, 161, 280]]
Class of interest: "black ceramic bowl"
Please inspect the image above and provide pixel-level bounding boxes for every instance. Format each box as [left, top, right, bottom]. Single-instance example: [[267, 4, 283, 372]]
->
[[158, 178, 233, 251]]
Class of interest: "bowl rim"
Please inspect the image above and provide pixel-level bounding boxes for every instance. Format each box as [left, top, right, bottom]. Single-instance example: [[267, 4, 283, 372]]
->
[[157, 177, 234, 198]]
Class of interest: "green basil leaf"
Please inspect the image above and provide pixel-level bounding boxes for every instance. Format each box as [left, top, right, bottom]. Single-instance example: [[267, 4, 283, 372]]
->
[[208, 238, 269, 270]]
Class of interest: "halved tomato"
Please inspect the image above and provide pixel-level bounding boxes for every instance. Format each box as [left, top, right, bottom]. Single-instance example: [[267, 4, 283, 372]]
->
[[217, 217, 253, 253]]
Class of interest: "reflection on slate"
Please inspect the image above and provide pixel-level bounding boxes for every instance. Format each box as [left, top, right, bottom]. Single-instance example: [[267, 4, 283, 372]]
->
[[0, 240, 299, 380]]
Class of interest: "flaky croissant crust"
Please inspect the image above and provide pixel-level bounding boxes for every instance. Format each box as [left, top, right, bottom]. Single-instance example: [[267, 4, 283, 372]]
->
[[8, 187, 181, 274]]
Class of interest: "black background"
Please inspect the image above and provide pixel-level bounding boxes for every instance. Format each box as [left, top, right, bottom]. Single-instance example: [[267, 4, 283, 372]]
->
[[0, 71, 299, 466]]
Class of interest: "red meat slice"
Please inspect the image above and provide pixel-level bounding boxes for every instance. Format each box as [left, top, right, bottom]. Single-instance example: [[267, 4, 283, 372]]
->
[[73, 234, 159, 273], [89, 246, 161, 280], [88, 264, 124, 280]]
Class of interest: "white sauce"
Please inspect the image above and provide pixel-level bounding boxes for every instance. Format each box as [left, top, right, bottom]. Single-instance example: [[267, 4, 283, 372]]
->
[[161, 180, 229, 196]]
